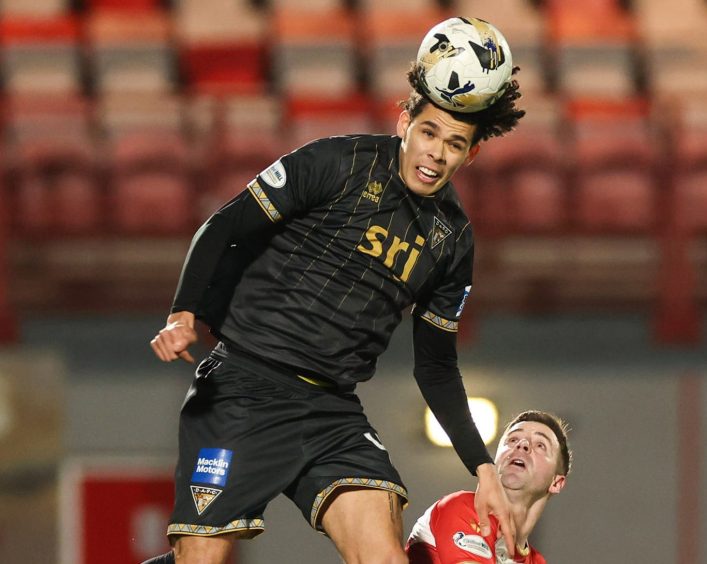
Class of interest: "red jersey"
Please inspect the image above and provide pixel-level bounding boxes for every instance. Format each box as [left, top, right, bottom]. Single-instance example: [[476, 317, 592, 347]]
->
[[406, 491, 546, 564]]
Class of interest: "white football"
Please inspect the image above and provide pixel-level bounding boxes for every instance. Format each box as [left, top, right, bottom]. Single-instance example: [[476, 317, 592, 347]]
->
[[416, 17, 514, 113]]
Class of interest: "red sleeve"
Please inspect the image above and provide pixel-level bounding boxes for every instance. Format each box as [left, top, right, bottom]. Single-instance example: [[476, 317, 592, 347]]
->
[[429, 492, 497, 563], [529, 548, 546, 564]]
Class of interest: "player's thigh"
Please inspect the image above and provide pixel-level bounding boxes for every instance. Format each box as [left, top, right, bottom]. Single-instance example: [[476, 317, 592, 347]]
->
[[172, 533, 237, 564], [321, 487, 407, 563]]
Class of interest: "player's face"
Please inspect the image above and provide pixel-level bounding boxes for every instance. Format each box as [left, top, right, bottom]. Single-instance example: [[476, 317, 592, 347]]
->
[[396, 104, 478, 197], [495, 421, 566, 499]]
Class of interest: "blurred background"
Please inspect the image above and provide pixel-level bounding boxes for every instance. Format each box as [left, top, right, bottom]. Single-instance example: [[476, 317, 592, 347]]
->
[[0, 0, 705, 562]]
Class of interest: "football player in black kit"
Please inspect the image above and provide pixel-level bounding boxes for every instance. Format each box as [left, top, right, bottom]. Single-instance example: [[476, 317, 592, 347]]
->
[[146, 61, 524, 564]]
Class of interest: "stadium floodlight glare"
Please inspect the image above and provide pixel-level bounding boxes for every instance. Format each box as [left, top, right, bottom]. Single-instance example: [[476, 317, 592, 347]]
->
[[425, 397, 498, 447]]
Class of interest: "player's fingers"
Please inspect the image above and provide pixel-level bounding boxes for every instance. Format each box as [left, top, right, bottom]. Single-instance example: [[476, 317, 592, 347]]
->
[[151, 335, 179, 362], [476, 508, 491, 537], [178, 349, 195, 364], [497, 512, 516, 557]]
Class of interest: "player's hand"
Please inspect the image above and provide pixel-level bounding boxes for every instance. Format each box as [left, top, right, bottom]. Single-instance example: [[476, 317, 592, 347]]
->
[[474, 462, 517, 557], [150, 311, 198, 363]]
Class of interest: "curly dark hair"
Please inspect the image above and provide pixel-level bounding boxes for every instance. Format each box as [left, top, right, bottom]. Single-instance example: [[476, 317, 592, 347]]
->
[[401, 63, 525, 146]]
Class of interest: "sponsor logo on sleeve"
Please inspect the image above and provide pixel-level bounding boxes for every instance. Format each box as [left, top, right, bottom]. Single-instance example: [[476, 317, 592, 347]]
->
[[191, 448, 233, 487], [455, 285, 472, 317], [259, 160, 286, 188], [452, 532, 492, 559]]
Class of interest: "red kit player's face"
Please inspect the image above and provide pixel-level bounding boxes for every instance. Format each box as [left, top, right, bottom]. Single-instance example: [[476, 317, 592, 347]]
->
[[397, 104, 478, 197], [495, 421, 566, 498]]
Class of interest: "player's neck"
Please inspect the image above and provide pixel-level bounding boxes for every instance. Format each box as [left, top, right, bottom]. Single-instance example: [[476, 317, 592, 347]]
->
[[507, 491, 550, 544]]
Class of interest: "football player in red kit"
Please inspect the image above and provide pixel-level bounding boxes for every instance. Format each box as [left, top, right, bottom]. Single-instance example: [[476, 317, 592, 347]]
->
[[407, 410, 572, 563]]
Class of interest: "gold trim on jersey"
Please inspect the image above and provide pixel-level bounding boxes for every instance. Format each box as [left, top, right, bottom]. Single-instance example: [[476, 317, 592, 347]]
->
[[420, 310, 459, 332], [247, 180, 282, 223], [167, 518, 265, 538], [297, 374, 334, 388], [310, 478, 408, 530]]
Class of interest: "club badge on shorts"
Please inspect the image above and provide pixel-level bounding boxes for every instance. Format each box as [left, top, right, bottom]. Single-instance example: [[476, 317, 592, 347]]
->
[[190, 448, 233, 514]]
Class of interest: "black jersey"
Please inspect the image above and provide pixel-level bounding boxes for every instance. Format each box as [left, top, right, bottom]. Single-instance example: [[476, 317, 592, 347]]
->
[[215, 134, 474, 386]]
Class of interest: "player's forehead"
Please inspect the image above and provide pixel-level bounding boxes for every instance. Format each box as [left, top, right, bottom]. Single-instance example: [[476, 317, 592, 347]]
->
[[413, 104, 476, 143], [503, 421, 559, 446]]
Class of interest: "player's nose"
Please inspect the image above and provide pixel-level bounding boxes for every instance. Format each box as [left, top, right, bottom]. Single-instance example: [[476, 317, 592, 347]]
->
[[429, 140, 446, 163], [515, 438, 530, 452]]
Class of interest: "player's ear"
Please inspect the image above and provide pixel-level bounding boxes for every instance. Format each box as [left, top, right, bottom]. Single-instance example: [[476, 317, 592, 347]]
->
[[397, 110, 412, 138], [548, 474, 566, 495], [465, 144, 481, 165]]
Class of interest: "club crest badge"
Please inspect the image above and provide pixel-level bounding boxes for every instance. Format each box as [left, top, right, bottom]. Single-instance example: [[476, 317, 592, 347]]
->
[[431, 216, 452, 248], [190, 485, 222, 515]]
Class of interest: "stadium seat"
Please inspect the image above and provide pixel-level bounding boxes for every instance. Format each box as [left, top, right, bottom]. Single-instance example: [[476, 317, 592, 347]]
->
[[566, 98, 660, 234], [11, 141, 102, 237], [283, 94, 376, 149], [0, 0, 66, 17], [470, 94, 567, 237], [175, 0, 269, 94], [96, 92, 185, 142], [638, 0, 707, 103], [82, 0, 165, 10], [0, 15, 83, 95], [669, 100, 707, 234], [357, 0, 443, 12], [198, 164, 265, 222], [3, 94, 101, 237], [542, 0, 641, 97], [360, 7, 450, 101], [3, 94, 93, 147], [0, 174, 18, 342], [642, 39, 707, 100], [107, 132, 195, 236], [271, 6, 359, 100], [84, 8, 177, 95], [184, 90, 284, 169]]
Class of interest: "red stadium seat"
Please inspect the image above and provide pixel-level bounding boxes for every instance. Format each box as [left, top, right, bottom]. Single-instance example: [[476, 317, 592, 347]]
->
[[175, 0, 269, 95], [107, 133, 194, 236], [0, 15, 83, 95], [82, 0, 164, 10], [360, 7, 450, 101], [4, 94, 101, 237], [0, 175, 18, 342], [11, 141, 102, 237], [271, 7, 360, 100], [283, 94, 376, 148], [471, 95, 567, 237], [566, 98, 660, 235]]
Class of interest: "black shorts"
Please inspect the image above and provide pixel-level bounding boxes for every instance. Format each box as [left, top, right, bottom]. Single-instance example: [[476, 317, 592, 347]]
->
[[167, 343, 408, 539]]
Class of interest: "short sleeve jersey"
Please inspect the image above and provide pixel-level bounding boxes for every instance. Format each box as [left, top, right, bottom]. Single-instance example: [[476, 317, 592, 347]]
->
[[218, 134, 474, 386], [406, 491, 546, 564]]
